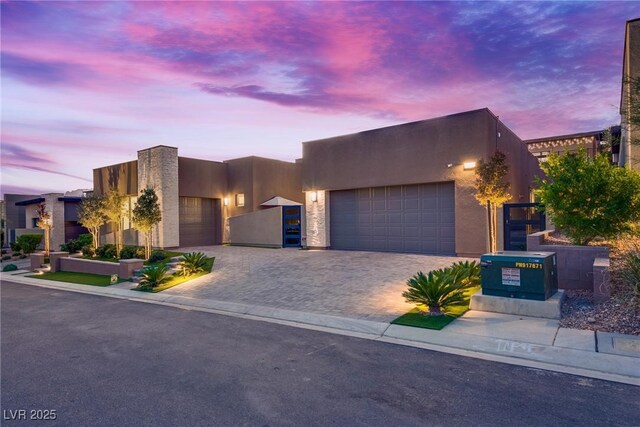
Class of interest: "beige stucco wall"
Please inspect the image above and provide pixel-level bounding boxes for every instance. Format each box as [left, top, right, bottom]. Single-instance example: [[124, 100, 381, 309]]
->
[[301, 108, 539, 256], [228, 207, 282, 247], [138, 146, 180, 248]]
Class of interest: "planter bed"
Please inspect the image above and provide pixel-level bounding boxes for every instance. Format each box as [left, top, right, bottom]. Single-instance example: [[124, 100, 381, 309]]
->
[[28, 271, 126, 287]]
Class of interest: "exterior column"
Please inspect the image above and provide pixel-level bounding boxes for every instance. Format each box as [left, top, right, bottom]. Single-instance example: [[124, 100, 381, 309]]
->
[[137, 146, 180, 248], [305, 190, 330, 249]]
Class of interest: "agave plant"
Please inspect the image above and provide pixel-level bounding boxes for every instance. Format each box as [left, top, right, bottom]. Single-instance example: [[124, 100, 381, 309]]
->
[[180, 252, 209, 276], [402, 269, 466, 316], [449, 260, 481, 288], [137, 264, 170, 291]]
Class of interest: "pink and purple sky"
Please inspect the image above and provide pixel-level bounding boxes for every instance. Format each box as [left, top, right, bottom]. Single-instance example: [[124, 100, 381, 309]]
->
[[1, 1, 638, 197]]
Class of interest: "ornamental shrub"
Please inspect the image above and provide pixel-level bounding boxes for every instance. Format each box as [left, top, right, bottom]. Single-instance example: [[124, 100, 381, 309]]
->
[[120, 245, 144, 259], [148, 250, 166, 263], [60, 233, 93, 253], [137, 265, 170, 291], [180, 252, 209, 276], [96, 244, 117, 259], [16, 234, 43, 255], [402, 270, 466, 316], [536, 149, 640, 245], [3, 263, 18, 272]]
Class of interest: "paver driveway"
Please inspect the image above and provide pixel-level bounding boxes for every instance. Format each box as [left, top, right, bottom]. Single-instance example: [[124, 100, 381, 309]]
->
[[166, 246, 467, 322]]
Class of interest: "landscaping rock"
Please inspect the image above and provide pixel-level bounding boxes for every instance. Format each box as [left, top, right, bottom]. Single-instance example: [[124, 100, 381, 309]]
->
[[560, 289, 640, 336], [170, 256, 184, 262]]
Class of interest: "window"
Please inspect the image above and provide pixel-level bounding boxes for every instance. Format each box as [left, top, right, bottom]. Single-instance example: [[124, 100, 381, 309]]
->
[[236, 193, 245, 207]]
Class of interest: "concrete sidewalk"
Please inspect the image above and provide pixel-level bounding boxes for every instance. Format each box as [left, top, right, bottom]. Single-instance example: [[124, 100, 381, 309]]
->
[[2, 270, 639, 386]]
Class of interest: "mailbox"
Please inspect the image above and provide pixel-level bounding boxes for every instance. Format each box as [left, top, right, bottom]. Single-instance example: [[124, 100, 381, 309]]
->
[[480, 251, 558, 301]]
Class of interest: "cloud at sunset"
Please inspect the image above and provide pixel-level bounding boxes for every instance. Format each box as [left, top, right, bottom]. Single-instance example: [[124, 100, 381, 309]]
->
[[1, 1, 638, 196]]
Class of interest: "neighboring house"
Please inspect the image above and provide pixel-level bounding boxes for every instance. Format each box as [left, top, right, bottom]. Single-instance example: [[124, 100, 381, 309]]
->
[[3, 193, 39, 247], [93, 108, 541, 256], [7, 191, 89, 251], [93, 151, 303, 248], [524, 129, 616, 163], [620, 17, 640, 170]]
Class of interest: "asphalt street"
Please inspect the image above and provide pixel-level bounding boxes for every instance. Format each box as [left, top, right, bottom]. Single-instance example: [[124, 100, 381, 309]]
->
[[2, 281, 638, 427]]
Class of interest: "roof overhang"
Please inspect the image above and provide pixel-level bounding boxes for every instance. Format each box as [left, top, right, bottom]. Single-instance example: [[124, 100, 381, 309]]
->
[[15, 197, 45, 206]]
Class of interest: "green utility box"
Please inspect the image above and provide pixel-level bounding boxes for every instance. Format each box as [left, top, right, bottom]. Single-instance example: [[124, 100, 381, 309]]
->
[[480, 251, 558, 301]]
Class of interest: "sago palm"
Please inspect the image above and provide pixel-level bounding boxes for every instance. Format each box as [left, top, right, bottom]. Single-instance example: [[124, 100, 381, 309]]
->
[[180, 252, 209, 276], [450, 260, 481, 288], [137, 264, 170, 291], [402, 270, 466, 316]]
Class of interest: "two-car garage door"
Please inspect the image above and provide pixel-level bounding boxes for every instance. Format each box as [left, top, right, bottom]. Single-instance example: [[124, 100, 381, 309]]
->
[[330, 182, 455, 255]]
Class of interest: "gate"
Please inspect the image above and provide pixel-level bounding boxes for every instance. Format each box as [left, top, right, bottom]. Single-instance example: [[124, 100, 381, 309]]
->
[[282, 206, 302, 247], [503, 203, 546, 251]]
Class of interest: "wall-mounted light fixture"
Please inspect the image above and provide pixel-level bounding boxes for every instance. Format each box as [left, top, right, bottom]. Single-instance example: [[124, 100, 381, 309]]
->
[[236, 193, 245, 207], [447, 161, 477, 170], [310, 191, 318, 203], [223, 197, 229, 206], [463, 161, 477, 170]]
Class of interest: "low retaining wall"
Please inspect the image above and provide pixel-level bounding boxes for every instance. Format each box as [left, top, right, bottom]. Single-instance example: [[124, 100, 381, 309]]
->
[[48, 252, 143, 279], [527, 231, 609, 291]]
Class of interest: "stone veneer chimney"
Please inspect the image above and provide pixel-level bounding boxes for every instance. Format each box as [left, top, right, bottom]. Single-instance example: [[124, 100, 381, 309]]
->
[[137, 146, 180, 248]]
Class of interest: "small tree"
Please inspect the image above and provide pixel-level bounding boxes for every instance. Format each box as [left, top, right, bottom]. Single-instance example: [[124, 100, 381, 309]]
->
[[77, 195, 106, 252], [536, 149, 640, 245], [132, 188, 162, 260], [474, 151, 511, 253], [102, 189, 127, 259], [35, 202, 53, 256]]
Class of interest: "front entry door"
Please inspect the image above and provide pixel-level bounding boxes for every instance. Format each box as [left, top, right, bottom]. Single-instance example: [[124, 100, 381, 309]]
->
[[282, 206, 302, 247]]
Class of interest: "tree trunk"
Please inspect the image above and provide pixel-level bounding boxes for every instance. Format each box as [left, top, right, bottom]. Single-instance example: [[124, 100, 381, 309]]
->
[[44, 228, 50, 257], [146, 231, 152, 260], [428, 305, 444, 316], [91, 229, 99, 251], [491, 204, 498, 253], [487, 201, 494, 253]]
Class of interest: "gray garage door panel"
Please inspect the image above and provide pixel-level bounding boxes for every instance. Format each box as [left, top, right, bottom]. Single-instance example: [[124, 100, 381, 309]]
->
[[330, 182, 455, 255], [179, 197, 217, 247]]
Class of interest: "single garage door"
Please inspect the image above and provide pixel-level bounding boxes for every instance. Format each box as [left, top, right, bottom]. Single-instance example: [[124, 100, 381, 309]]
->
[[179, 197, 217, 247], [330, 182, 455, 255]]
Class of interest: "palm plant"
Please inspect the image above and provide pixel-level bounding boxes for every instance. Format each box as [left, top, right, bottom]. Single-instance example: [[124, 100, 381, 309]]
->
[[402, 270, 466, 316], [180, 252, 209, 276], [137, 264, 170, 291], [449, 260, 481, 288]]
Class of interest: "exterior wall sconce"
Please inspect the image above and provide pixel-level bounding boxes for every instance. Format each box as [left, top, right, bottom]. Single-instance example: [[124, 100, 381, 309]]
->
[[310, 191, 318, 203], [447, 161, 477, 170], [463, 161, 477, 170], [236, 193, 245, 207], [223, 197, 229, 206]]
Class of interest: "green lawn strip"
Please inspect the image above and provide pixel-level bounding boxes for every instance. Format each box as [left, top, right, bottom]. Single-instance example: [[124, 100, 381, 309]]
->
[[391, 286, 481, 330], [27, 271, 126, 287], [134, 257, 215, 293]]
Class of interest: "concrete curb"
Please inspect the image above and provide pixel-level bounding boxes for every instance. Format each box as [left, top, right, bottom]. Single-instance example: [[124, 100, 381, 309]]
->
[[2, 272, 638, 386]]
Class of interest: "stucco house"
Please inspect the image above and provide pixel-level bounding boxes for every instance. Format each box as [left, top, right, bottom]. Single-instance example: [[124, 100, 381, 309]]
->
[[3, 190, 89, 251], [93, 108, 541, 257], [619, 17, 640, 170]]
